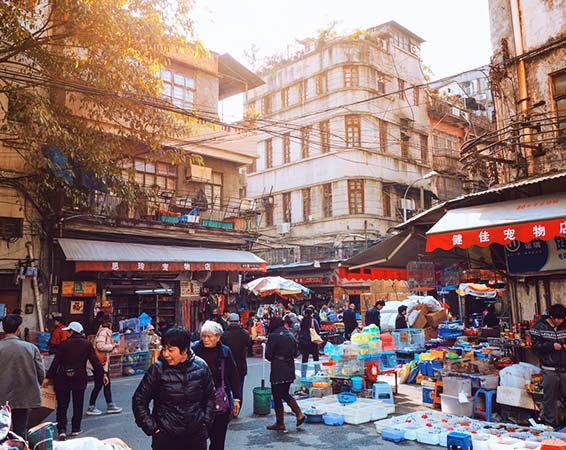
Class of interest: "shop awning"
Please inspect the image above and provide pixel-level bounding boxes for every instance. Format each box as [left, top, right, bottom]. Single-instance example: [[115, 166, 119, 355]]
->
[[342, 230, 417, 270], [58, 238, 266, 272], [426, 193, 566, 252]]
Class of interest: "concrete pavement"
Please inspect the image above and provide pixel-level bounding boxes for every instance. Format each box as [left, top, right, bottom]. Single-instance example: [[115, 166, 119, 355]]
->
[[46, 357, 427, 450]]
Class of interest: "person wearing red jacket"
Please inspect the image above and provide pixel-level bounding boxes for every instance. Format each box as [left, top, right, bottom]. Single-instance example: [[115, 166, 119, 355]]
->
[[47, 314, 68, 354]]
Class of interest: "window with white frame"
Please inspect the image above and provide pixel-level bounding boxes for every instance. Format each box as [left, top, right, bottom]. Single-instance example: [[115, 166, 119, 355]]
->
[[161, 70, 195, 110]]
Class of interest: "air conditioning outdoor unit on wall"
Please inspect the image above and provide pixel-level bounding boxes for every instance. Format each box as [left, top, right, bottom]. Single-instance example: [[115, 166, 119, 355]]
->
[[277, 222, 290, 234], [398, 198, 415, 210]]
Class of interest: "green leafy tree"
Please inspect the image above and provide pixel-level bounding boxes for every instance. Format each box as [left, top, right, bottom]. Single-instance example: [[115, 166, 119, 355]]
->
[[0, 0, 202, 217]]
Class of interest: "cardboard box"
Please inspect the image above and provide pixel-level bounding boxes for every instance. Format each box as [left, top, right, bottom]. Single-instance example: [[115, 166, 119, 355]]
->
[[426, 309, 448, 328], [410, 308, 428, 329]]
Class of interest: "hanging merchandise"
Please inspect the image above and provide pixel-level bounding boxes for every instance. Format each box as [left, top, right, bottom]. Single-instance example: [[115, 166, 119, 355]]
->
[[456, 283, 500, 298]]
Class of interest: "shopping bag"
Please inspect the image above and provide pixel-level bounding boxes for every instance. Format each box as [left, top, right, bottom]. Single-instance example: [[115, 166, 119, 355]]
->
[[309, 322, 323, 345], [40, 385, 56, 411]]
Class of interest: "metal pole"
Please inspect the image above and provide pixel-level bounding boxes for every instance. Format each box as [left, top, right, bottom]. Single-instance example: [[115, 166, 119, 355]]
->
[[25, 242, 44, 331]]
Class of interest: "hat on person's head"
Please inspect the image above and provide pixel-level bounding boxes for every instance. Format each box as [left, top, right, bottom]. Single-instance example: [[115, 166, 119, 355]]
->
[[62, 321, 84, 334], [228, 313, 240, 322], [147, 324, 155, 331], [51, 313, 63, 321]]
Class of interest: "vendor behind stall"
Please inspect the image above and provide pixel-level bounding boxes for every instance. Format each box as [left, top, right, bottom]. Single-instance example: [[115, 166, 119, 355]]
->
[[482, 305, 500, 328], [395, 305, 408, 329], [530, 304, 566, 428]]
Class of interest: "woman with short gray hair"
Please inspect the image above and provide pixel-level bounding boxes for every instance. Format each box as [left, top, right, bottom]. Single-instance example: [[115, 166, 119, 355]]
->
[[192, 320, 241, 450]]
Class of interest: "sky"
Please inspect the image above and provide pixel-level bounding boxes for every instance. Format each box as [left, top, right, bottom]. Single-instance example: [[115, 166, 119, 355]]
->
[[192, 0, 493, 122]]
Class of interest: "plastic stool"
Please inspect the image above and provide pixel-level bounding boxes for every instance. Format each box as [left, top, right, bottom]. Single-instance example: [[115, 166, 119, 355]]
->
[[372, 382, 394, 404], [472, 388, 496, 422], [447, 432, 472, 450]]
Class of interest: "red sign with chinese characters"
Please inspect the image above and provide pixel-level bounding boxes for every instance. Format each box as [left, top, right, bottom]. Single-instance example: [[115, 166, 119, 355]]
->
[[74, 261, 266, 273], [338, 266, 408, 281], [288, 277, 324, 285], [426, 217, 566, 252]]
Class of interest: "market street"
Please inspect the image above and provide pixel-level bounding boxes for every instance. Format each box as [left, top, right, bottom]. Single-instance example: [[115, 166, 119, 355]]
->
[[45, 357, 424, 450]]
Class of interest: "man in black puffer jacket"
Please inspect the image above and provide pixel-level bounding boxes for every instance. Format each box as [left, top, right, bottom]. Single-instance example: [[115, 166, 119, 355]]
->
[[530, 304, 566, 427], [132, 327, 215, 450]]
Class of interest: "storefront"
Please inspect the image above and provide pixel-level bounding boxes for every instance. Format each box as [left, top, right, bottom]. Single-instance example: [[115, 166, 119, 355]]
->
[[55, 238, 266, 334]]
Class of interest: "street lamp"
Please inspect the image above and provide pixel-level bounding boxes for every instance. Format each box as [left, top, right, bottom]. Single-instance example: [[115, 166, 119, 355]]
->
[[402, 170, 439, 222]]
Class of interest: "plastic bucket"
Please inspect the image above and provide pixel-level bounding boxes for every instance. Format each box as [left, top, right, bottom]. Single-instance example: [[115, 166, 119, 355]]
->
[[253, 387, 272, 415], [351, 376, 363, 391]]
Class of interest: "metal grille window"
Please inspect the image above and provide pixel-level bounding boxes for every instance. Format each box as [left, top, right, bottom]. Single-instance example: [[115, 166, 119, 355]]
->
[[282, 192, 291, 223], [301, 126, 311, 158], [302, 188, 311, 221], [319, 120, 330, 153], [322, 183, 332, 218], [343, 66, 359, 87], [265, 139, 273, 168], [161, 70, 195, 110], [348, 179, 364, 214], [345, 115, 361, 148], [283, 133, 291, 163]]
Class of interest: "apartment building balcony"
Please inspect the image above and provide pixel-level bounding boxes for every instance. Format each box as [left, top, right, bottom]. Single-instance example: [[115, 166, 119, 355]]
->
[[255, 242, 373, 266]]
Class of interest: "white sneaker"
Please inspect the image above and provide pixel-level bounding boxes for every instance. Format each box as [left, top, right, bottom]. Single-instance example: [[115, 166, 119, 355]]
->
[[86, 406, 103, 416], [106, 403, 123, 414]]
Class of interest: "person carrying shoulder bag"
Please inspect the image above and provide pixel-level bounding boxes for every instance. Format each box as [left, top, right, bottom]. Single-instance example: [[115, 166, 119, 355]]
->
[[86, 315, 122, 416]]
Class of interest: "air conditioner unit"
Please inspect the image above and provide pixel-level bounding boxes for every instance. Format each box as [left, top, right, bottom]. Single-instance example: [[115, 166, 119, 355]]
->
[[410, 44, 419, 55], [277, 222, 290, 234], [450, 106, 460, 116], [398, 198, 415, 210], [476, 93, 487, 101], [306, 215, 313, 222]]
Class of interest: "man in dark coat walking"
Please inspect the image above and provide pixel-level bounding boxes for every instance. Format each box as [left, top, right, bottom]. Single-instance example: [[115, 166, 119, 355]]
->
[[531, 304, 566, 427], [343, 303, 358, 340], [221, 313, 251, 407], [44, 321, 105, 440], [365, 300, 385, 329]]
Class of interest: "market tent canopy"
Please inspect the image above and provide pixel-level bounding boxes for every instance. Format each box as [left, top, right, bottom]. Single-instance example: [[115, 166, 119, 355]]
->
[[426, 193, 566, 252], [58, 238, 266, 272], [243, 276, 310, 299]]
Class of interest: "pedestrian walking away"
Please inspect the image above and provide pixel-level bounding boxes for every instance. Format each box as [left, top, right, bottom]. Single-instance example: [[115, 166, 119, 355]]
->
[[44, 321, 106, 441], [220, 313, 251, 409], [192, 320, 241, 450], [530, 304, 566, 428], [86, 315, 122, 416], [47, 313, 68, 354], [298, 308, 321, 378], [0, 314, 45, 440], [265, 316, 305, 431], [343, 303, 358, 340], [132, 327, 215, 450]]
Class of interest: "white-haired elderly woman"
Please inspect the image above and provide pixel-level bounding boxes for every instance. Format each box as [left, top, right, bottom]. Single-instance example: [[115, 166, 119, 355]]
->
[[192, 320, 241, 450]]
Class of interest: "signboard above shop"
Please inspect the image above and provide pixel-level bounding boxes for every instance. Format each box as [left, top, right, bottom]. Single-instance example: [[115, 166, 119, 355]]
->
[[505, 237, 566, 274], [62, 281, 97, 297]]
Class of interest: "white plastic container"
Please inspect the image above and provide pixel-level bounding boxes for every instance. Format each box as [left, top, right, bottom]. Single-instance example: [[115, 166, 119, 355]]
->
[[416, 428, 440, 445], [440, 393, 473, 416], [473, 434, 492, 450], [443, 377, 472, 396], [489, 437, 525, 450]]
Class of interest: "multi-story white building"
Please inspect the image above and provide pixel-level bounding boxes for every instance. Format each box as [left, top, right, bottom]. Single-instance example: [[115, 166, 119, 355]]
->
[[245, 21, 441, 262]]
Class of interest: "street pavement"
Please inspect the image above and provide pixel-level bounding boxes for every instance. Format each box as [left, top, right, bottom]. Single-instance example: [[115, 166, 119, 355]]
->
[[46, 357, 428, 450]]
